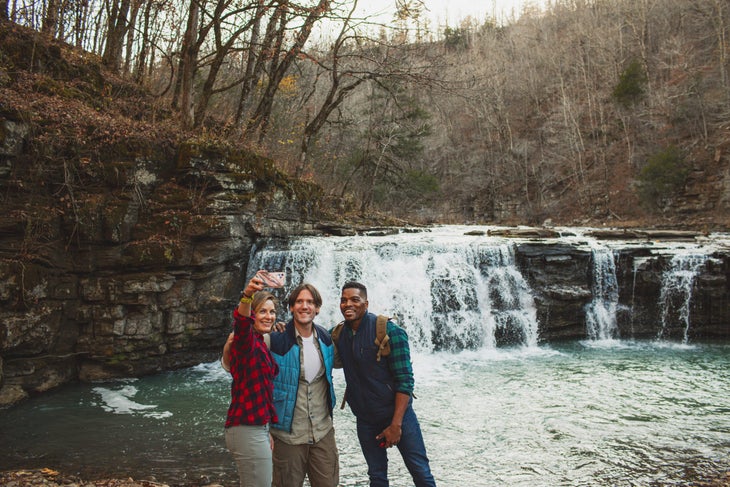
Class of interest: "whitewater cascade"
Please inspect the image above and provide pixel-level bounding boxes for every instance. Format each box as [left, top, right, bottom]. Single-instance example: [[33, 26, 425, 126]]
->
[[249, 232, 539, 351], [247, 227, 728, 349]]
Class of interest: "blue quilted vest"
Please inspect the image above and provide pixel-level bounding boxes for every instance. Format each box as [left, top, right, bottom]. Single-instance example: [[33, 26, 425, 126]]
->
[[268, 320, 336, 432]]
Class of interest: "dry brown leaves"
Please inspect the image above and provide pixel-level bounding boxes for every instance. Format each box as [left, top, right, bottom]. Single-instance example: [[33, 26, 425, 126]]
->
[[0, 469, 171, 487]]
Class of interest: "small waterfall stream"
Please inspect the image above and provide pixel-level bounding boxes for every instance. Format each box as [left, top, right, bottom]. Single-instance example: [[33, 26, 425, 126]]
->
[[584, 242, 620, 340], [658, 253, 708, 343]]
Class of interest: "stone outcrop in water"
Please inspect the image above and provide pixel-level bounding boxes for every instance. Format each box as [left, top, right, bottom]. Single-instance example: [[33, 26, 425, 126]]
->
[[515, 237, 729, 343]]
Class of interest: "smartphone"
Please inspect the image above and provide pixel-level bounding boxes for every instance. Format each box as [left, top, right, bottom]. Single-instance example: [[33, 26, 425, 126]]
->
[[257, 271, 286, 288]]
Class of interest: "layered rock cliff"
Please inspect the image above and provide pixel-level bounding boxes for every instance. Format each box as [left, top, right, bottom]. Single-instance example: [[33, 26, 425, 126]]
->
[[0, 132, 348, 406], [0, 22, 359, 407]]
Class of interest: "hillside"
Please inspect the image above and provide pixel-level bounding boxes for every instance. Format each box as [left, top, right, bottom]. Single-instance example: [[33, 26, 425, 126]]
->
[[402, 2, 730, 228], [3, 2, 730, 230]]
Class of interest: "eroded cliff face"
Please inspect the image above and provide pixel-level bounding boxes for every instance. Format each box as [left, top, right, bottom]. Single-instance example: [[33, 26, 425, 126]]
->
[[0, 123, 340, 406], [0, 23, 392, 407]]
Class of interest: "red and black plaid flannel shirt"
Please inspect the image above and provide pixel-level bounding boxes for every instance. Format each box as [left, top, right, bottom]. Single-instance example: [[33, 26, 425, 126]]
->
[[225, 308, 279, 427]]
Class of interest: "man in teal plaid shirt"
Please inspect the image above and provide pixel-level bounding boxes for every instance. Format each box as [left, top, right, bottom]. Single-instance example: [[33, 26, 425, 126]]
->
[[333, 281, 436, 487]]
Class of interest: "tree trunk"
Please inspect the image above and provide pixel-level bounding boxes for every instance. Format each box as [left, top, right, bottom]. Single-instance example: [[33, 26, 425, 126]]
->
[[41, 0, 59, 37], [245, 0, 331, 140], [56, 0, 68, 41], [193, 49, 228, 127], [123, 0, 142, 75], [295, 76, 366, 177], [711, 0, 729, 102], [192, 7, 262, 128], [178, 0, 199, 129], [134, 0, 153, 83], [102, 0, 132, 72], [73, 0, 89, 48], [293, 1, 365, 178], [234, 0, 267, 126]]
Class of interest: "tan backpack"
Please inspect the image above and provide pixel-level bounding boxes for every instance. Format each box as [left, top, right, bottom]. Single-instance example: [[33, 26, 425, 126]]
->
[[330, 314, 391, 361]]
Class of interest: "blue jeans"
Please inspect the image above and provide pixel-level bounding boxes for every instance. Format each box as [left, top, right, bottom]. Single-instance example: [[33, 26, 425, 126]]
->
[[356, 406, 436, 487]]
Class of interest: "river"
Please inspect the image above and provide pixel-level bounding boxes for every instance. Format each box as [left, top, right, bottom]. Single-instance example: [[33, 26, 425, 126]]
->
[[1, 340, 729, 486]]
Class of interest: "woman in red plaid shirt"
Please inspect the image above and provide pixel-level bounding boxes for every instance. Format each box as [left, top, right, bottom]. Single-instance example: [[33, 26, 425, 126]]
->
[[222, 274, 280, 487]]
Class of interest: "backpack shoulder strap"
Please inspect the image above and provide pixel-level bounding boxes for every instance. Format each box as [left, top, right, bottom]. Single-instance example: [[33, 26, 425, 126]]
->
[[330, 321, 348, 410], [330, 321, 345, 343], [374, 315, 391, 361]]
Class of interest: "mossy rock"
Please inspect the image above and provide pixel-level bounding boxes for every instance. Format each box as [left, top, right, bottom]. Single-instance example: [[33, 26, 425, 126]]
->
[[58, 193, 105, 243], [147, 181, 198, 210], [122, 237, 186, 267], [0, 23, 104, 88], [184, 214, 227, 239], [177, 141, 289, 192], [100, 198, 138, 243]]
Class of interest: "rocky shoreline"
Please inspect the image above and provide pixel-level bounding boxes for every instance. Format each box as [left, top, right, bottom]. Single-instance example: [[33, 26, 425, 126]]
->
[[0, 469, 221, 487], [2, 467, 730, 487]]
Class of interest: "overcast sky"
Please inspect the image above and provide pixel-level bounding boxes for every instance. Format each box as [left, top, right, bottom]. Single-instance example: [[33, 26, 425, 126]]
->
[[351, 0, 547, 29], [422, 0, 545, 26]]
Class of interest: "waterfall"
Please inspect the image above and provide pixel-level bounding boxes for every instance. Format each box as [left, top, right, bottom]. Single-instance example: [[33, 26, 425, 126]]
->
[[247, 231, 540, 351], [245, 227, 727, 348], [584, 242, 619, 340], [657, 253, 708, 343]]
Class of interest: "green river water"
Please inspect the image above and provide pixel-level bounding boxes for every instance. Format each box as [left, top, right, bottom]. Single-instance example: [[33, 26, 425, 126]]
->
[[2, 340, 729, 486]]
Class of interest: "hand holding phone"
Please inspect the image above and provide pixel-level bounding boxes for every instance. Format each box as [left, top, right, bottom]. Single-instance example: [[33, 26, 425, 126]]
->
[[257, 270, 286, 288]]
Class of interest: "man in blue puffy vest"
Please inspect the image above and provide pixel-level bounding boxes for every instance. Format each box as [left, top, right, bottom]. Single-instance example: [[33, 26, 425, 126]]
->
[[334, 281, 436, 487], [268, 283, 339, 487]]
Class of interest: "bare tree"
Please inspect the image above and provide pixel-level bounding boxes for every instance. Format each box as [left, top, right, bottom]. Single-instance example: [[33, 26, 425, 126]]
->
[[191, 1, 265, 127], [708, 0, 729, 102], [233, 0, 268, 126], [177, 0, 199, 128], [294, 1, 370, 177], [123, 0, 142, 74], [72, 0, 91, 48], [42, 0, 59, 36], [244, 0, 331, 140], [102, 0, 132, 71], [133, 0, 155, 82]]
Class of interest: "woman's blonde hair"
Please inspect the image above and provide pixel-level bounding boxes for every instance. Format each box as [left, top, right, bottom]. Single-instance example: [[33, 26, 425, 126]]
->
[[252, 291, 278, 313]]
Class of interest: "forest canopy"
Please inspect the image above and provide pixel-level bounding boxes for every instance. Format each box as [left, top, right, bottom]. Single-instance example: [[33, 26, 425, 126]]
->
[[2, 0, 729, 228]]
